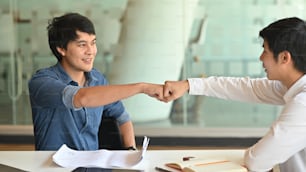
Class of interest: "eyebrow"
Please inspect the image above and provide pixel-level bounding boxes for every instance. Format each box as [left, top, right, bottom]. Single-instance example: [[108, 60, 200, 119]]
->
[[74, 38, 96, 43], [75, 40, 86, 43]]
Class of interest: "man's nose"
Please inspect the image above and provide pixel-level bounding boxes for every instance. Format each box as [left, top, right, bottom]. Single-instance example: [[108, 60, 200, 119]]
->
[[86, 44, 95, 54]]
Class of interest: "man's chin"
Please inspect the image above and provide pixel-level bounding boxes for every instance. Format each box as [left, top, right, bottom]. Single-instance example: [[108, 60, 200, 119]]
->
[[84, 67, 93, 72]]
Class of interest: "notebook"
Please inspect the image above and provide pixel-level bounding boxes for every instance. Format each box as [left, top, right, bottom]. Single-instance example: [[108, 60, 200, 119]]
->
[[165, 158, 247, 172]]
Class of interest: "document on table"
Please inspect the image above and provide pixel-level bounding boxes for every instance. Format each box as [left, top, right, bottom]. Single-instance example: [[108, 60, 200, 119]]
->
[[52, 136, 150, 169]]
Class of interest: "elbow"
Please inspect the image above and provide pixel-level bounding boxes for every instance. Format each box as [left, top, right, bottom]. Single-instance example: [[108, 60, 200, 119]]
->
[[244, 152, 258, 171], [244, 149, 273, 172]]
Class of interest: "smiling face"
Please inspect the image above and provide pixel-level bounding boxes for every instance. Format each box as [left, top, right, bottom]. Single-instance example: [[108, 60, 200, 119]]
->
[[57, 30, 97, 75], [259, 40, 282, 80]]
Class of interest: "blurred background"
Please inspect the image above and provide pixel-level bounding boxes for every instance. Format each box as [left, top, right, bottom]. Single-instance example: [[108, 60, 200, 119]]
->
[[0, 0, 304, 145]]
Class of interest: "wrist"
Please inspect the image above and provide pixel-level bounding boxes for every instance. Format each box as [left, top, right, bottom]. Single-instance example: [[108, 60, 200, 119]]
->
[[184, 80, 190, 92], [138, 82, 146, 94]]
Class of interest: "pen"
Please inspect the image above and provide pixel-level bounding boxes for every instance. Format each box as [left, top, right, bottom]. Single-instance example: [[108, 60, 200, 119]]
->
[[155, 166, 172, 172], [195, 160, 230, 166], [183, 156, 195, 161]]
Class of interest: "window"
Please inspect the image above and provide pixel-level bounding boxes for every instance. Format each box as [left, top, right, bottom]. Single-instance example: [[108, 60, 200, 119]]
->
[[0, 0, 304, 139]]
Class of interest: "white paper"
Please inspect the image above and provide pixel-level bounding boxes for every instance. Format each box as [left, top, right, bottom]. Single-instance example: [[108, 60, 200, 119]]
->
[[52, 136, 150, 169]]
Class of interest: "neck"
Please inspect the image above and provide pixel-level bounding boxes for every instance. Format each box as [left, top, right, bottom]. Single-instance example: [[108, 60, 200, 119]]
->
[[283, 72, 304, 89], [64, 68, 86, 86], [60, 62, 87, 86]]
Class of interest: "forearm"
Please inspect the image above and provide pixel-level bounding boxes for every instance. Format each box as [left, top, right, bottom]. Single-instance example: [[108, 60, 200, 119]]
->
[[119, 121, 136, 148], [74, 82, 163, 108], [74, 83, 144, 108]]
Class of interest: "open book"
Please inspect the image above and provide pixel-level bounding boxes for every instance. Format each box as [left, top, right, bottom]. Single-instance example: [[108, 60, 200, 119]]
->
[[165, 158, 247, 172]]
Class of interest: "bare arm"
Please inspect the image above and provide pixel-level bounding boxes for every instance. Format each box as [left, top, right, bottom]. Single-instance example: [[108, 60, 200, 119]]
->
[[119, 121, 136, 148], [74, 82, 164, 108]]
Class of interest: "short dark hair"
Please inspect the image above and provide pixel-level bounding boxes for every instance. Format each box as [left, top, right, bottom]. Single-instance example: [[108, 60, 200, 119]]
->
[[47, 13, 96, 61], [259, 17, 306, 73]]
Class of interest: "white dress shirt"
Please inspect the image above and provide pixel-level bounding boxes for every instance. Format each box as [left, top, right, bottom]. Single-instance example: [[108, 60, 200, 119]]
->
[[188, 75, 306, 172]]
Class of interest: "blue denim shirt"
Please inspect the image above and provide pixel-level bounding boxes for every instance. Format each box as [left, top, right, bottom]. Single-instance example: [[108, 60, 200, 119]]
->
[[28, 62, 130, 150]]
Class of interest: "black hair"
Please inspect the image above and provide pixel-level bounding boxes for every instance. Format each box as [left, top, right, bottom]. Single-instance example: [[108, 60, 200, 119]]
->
[[259, 17, 306, 73], [47, 13, 96, 61]]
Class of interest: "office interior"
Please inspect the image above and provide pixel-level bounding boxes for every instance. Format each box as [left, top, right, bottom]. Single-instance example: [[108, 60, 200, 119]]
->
[[0, 0, 304, 149]]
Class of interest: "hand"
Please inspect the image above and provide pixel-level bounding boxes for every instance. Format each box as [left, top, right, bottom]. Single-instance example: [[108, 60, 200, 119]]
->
[[142, 83, 165, 101], [163, 80, 189, 102]]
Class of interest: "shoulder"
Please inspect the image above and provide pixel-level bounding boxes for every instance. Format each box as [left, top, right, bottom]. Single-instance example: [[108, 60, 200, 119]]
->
[[90, 68, 104, 76], [29, 64, 70, 86], [30, 66, 58, 80], [88, 68, 108, 83]]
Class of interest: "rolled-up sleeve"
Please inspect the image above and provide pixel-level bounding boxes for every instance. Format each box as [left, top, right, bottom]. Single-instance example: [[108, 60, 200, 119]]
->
[[103, 101, 131, 125], [116, 110, 130, 125], [62, 85, 82, 110]]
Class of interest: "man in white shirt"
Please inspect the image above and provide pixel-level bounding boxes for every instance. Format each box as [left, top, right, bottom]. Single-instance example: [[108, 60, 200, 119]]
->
[[162, 17, 306, 172]]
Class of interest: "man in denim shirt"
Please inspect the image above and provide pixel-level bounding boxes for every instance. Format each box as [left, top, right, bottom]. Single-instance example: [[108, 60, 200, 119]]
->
[[28, 13, 163, 150]]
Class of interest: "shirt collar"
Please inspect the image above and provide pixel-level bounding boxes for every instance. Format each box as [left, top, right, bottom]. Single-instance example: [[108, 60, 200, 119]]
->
[[284, 74, 306, 102], [53, 62, 98, 85]]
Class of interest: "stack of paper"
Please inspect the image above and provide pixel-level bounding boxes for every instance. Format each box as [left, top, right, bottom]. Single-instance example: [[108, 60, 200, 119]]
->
[[52, 136, 150, 169]]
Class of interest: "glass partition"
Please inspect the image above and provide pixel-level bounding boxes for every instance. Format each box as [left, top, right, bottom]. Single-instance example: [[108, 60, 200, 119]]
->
[[0, 0, 304, 137]]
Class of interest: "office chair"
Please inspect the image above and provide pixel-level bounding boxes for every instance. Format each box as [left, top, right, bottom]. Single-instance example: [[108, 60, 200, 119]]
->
[[98, 116, 124, 150]]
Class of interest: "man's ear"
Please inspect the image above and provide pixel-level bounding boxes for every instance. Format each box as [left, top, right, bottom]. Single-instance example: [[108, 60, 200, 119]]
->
[[56, 47, 66, 57], [278, 50, 291, 64]]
